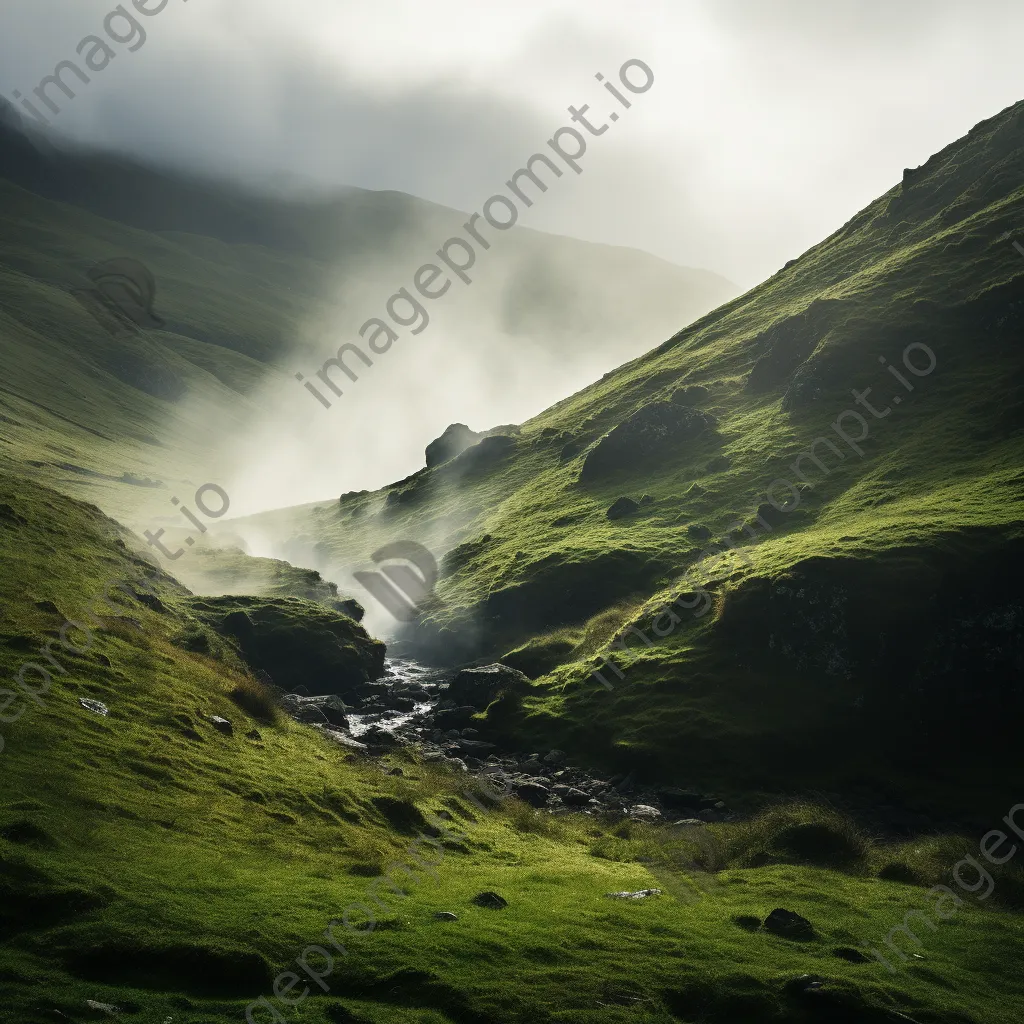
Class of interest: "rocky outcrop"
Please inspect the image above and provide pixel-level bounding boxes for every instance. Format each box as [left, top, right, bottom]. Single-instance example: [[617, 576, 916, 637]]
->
[[606, 497, 639, 520], [446, 663, 531, 709], [425, 423, 482, 468]]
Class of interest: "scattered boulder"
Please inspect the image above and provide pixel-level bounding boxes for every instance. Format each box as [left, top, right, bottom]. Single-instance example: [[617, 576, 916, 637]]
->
[[210, 716, 234, 736], [446, 663, 531, 709], [606, 497, 639, 520], [281, 694, 351, 728], [426, 423, 482, 468], [79, 698, 109, 717], [686, 524, 712, 541], [605, 889, 662, 900], [434, 911, 459, 921], [763, 908, 815, 940], [553, 785, 591, 807], [295, 706, 330, 726], [85, 1001, 120, 1017], [515, 782, 551, 807], [629, 804, 662, 821], [472, 891, 508, 909], [581, 402, 717, 481]]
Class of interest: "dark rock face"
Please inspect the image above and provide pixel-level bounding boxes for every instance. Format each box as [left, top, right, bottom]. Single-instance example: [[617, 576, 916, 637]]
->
[[606, 497, 640, 520], [763, 908, 815, 940], [426, 423, 482, 468], [446, 663, 531, 709], [581, 403, 717, 482]]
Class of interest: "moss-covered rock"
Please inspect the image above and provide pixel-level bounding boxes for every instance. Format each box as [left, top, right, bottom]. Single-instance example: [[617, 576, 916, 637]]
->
[[188, 595, 385, 696]]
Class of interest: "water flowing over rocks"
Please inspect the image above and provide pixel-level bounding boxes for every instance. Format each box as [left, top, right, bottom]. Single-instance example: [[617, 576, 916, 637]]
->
[[277, 658, 734, 823]]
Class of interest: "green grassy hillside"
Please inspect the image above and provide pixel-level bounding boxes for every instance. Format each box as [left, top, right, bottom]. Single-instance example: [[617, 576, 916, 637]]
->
[[3, 471, 1024, 1023], [232, 100, 1024, 818]]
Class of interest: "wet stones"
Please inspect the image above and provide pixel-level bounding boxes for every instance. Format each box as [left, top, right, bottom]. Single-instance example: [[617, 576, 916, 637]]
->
[[446, 663, 531, 709], [515, 782, 551, 807]]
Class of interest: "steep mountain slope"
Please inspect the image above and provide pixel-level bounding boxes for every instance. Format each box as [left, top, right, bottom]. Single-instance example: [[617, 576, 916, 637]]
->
[[0, 103, 736, 526], [231, 100, 1024, 817]]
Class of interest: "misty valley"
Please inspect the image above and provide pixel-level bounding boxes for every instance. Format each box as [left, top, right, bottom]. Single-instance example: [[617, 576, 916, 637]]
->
[[3, 7, 1024, 1024]]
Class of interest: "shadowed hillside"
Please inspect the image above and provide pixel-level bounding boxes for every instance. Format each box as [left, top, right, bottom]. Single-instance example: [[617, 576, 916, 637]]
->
[[232, 98, 1024, 818]]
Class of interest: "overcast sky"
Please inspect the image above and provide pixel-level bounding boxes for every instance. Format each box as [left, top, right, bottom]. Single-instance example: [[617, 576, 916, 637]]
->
[[4, 0, 1024, 289]]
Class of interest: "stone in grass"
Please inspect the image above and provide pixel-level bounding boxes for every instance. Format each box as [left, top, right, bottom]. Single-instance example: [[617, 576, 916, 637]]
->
[[434, 911, 459, 921], [79, 698, 109, 717], [210, 715, 234, 736], [552, 786, 591, 807], [832, 946, 870, 963], [628, 804, 662, 821], [606, 496, 640, 520], [85, 1001, 121, 1016], [472, 891, 508, 909], [763, 908, 815, 940], [515, 782, 551, 807], [783, 974, 825, 995], [605, 889, 663, 900], [687, 524, 713, 541]]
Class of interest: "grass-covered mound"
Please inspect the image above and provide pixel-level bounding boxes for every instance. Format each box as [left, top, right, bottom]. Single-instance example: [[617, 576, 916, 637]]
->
[[3, 474, 1024, 1023], [187, 594, 385, 696], [232, 99, 1024, 817]]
